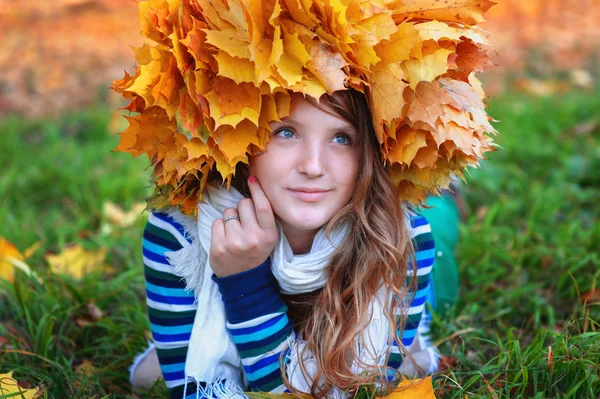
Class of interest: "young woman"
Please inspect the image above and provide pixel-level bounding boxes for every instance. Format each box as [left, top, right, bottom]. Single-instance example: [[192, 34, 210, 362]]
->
[[132, 90, 439, 399], [117, 2, 497, 397]]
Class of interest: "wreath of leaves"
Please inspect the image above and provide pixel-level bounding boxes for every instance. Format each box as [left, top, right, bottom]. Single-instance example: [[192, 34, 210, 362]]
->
[[112, 0, 497, 215]]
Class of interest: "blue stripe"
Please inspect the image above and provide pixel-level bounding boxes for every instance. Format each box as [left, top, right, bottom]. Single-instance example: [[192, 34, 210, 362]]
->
[[146, 290, 196, 305], [143, 229, 182, 251], [159, 361, 186, 373], [245, 357, 281, 380], [410, 295, 427, 307], [410, 216, 429, 228], [150, 322, 194, 335], [146, 281, 195, 298], [235, 325, 292, 352], [143, 238, 175, 256], [143, 247, 170, 264], [400, 327, 417, 341], [162, 369, 185, 381], [242, 350, 284, 374], [415, 248, 435, 261], [153, 330, 192, 342], [416, 257, 435, 268], [229, 312, 286, 335], [231, 316, 290, 344]]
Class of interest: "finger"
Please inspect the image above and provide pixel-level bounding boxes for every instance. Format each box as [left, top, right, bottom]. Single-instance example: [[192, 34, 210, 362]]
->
[[247, 177, 276, 231], [237, 198, 259, 230], [211, 218, 225, 247], [222, 207, 243, 235]]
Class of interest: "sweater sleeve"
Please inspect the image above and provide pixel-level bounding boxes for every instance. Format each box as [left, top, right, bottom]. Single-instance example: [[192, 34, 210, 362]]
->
[[212, 260, 295, 394], [142, 212, 205, 399], [386, 212, 435, 370]]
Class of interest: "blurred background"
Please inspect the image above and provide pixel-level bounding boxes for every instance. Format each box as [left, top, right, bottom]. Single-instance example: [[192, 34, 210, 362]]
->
[[0, 1, 598, 398]]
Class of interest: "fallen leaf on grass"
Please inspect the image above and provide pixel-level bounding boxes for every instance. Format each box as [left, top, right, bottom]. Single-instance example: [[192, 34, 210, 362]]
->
[[103, 201, 146, 227], [581, 289, 600, 304], [437, 355, 458, 372], [380, 375, 437, 399], [0, 370, 41, 399], [46, 244, 110, 279], [0, 237, 40, 284], [74, 303, 106, 327], [75, 360, 97, 377]]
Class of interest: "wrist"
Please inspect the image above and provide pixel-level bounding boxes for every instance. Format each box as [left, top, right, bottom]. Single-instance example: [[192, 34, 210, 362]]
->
[[211, 258, 282, 323]]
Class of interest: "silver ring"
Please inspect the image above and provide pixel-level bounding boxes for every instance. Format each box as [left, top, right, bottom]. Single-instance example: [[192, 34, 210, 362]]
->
[[223, 216, 240, 223]]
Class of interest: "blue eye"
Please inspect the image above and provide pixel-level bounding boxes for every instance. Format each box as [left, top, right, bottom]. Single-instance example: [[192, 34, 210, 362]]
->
[[274, 126, 295, 139], [333, 133, 352, 145]]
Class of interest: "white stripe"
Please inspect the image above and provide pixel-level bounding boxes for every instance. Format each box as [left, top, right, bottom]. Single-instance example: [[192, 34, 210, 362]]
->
[[410, 223, 431, 238], [165, 377, 189, 388], [143, 255, 176, 273], [148, 213, 190, 247], [227, 309, 285, 329], [408, 303, 425, 315], [241, 332, 295, 365], [147, 297, 197, 312], [269, 384, 289, 394], [406, 265, 433, 277]]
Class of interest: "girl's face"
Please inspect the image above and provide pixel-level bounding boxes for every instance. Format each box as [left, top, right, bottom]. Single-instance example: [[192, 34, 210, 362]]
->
[[249, 94, 360, 248]]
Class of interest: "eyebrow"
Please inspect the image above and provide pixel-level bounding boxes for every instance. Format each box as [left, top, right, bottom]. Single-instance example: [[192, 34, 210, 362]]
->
[[274, 117, 358, 135]]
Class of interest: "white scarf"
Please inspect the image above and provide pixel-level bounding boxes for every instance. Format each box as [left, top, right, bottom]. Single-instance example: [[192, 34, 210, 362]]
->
[[165, 182, 392, 398]]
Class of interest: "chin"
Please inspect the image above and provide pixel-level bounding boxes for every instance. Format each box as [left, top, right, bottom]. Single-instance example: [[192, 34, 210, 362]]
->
[[278, 211, 333, 231]]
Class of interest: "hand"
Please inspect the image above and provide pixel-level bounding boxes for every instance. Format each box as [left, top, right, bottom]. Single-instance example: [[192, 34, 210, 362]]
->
[[209, 176, 279, 278]]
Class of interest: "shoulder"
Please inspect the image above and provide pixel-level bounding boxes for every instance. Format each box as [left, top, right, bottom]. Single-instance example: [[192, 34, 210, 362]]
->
[[143, 209, 195, 249]]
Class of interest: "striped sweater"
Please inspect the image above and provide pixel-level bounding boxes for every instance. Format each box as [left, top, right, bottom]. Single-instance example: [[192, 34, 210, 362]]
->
[[143, 210, 435, 399]]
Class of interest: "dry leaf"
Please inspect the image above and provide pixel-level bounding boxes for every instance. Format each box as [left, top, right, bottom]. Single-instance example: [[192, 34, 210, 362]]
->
[[45, 244, 108, 279], [0, 370, 41, 399], [0, 237, 40, 284], [379, 375, 437, 399], [101, 201, 146, 236], [75, 360, 97, 377], [0, 237, 23, 284]]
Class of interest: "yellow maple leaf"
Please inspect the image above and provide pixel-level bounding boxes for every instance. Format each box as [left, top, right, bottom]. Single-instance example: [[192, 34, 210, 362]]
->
[[103, 201, 146, 227], [45, 244, 108, 279], [370, 63, 409, 139], [392, 0, 495, 25], [306, 42, 349, 95], [403, 48, 453, 90], [0, 237, 40, 284], [0, 370, 41, 399], [379, 375, 437, 398], [404, 81, 454, 130], [376, 22, 421, 64], [0, 237, 23, 284], [388, 127, 429, 166]]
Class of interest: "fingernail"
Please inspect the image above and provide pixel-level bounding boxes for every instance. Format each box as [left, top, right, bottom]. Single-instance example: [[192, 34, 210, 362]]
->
[[248, 176, 257, 183]]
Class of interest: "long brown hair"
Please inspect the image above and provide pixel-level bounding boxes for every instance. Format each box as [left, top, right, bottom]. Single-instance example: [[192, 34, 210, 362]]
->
[[209, 89, 418, 397]]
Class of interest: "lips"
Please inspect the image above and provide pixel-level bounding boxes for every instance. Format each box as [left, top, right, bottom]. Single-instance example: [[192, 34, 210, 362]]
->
[[288, 189, 330, 202]]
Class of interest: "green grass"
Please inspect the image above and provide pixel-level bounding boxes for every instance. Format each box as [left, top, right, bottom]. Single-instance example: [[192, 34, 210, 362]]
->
[[1, 88, 599, 398]]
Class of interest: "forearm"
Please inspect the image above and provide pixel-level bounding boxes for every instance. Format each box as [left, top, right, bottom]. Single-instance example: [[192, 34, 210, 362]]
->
[[212, 259, 295, 393], [143, 212, 199, 398]]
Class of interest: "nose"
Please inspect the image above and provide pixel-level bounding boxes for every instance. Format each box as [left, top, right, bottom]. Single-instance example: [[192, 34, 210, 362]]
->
[[297, 140, 326, 177]]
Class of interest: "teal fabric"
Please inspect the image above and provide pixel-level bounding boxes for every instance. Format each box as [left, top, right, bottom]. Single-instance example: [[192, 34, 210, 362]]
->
[[420, 194, 460, 315]]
